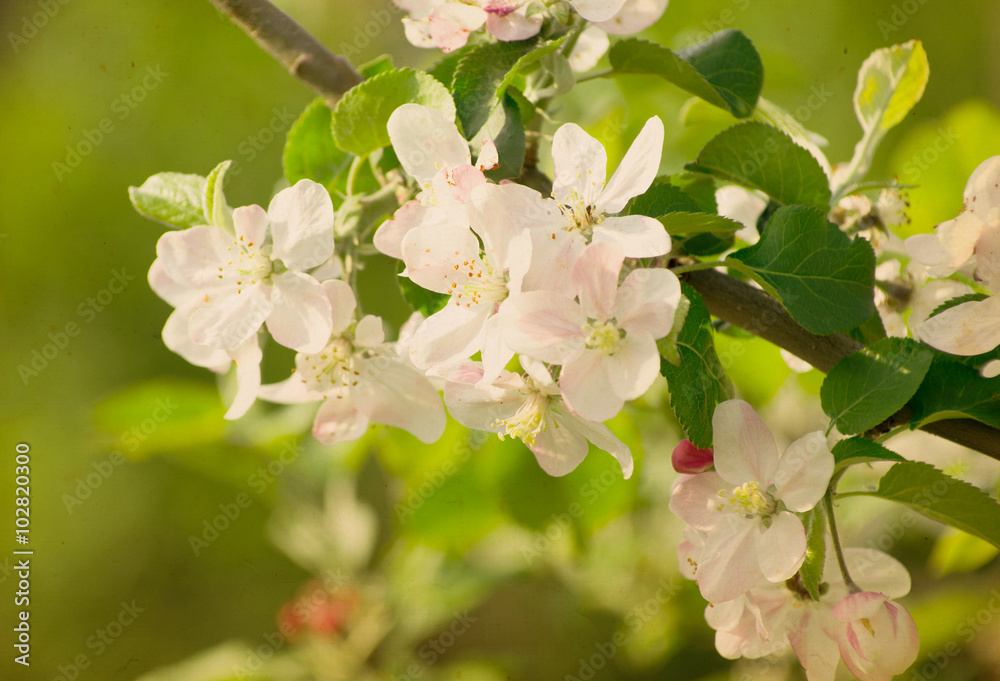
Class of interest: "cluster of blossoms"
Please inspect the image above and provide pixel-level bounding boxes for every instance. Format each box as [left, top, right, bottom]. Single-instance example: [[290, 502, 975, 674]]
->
[[669, 400, 919, 681], [148, 102, 680, 480], [394, 0, 667, 70]]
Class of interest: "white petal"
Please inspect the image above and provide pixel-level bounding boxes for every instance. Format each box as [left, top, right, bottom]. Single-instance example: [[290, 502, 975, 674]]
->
[[504, 291, 586, 364], [233, 204, 269, 245], [568, 25, 610, 72], [570, 0, 628, 23], [524, 229, 586, 293], [716, 185, 767, 233], [161, 306, 230, 372], [552, 122, 607, 210], [479, 311, 516, 387], [266, 271, 334, 353], [402, 224, 481, 294], [595, 0, 668, 34], [773, 432, 834, 512], [322, 279, 358, 336], [374, 200, 425, 260], [313, 394, 370, 445], [616, 267, 681, 337], [696, 520, 762, 603], [409, 302, 489, 370], [485, 9, 543, 41], [843, 548, 911, 598], [670, 471, 730, 531], [156, 225, 230, 290], [916, 297, 1000, 356], [268, 180, 336, 269], [597, 116, 664, 214], [354, 315, 385, 348], [528, 412, 591, 477], [148, 259, 193, 309], [258, 375, 316, 404], [963, 155, 1000, 221], [189, 283, 272, 350], [560, 350, 624, 422], [388, 103, 470, 183], [592, 214, 671, 257], [444, 368, 520, 433], [573, 241, 624, 320], [428, 4, 486, 52], [712, 400, 780, 486], [224, 336, 262, 420], [606, 330, 661, 401], [975, 219, 1000, 290], [560, 411, 634, 478], [757, 511, 806, 582], [356, 358, 446, 444], [402, 17, 437, 49]]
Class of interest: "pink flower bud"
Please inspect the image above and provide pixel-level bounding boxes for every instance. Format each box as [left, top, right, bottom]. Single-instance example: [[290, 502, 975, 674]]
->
[[672, 440, 714, 473], [833, 592, 919, 681]]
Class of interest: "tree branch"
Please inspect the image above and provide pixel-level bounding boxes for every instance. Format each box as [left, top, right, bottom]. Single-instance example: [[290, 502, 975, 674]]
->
[[684, 268, 1000, 461], [207, 0, 363, 105]]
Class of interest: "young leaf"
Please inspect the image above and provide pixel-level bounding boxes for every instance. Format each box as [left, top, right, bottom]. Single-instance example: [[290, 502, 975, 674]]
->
[[659, 284, 734, 448], [657, 212, 742, 238], [727, 206, 876, 335], [835, 40, 929, 195], [831, 437, 907, 474], [332, 68, 455, 158], [452, 36, 565, 138], [204, 160, 234, 233], [609, 31, 763, 118], [284, 99, 352, 193], [908, 361, 1000, 430], [475, 92, 526, 182], [128, 172, 208, 229], [820, 338, 933, 435], [800, 506, 826, 601], [866, 461, 1000, 549], [687, 122, 832, 209], [628, 181, 740, 237]]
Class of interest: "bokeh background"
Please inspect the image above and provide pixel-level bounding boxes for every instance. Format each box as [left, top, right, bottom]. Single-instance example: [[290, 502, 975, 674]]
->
[[3, 0, 1000, 679]]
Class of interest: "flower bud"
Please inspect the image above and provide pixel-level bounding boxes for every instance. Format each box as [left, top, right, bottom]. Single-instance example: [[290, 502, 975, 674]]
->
[[833, 592, 919, 681], [672, 440, 714, 474]]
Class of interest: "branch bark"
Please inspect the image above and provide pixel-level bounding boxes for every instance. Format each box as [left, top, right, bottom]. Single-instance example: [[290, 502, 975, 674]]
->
[[685, 268, 1000, 461], [207, 0, 362, 105]]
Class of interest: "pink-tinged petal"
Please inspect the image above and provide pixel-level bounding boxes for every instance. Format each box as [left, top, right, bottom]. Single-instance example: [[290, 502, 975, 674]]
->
[[444, 370, 521, 433], [479, 312, 516, 387], [573, 241, 624, 320], [322, 279, 358, 336], [268, 180, 335, 269], [558, 410, 634, 478], [789, 610, 842, 681], [616, 267, 681, 337], [505, 291, 586, 364], [485, 9, 543, 41], [963, 155, 1000, 221], [592, 214, 670, 257], [156, 225, 230, 289], [570, 0, 628, 22], [773, 432, 833, 512], [833, 591, 888, 622], [527, 412, 591, 477], [224, 336, 262, 420], [757, 511, 806, 582], [975, 219, 1000, 290], [552, 122, 607, 209], [258, 374, 317, 404], [672, 440, 714, 474], [356, 358, 446, 444], [916, 297, 1000, 356], [388, 104, 470, 184], [598, 116, 664, 214], [161, 306, 231, 372], [148, 260, 193, 309], [375, 200, 425, 260], [267, 271, 333, 353], [712, 400, 780, 486], [233, 203, 269, 245], [313, 393, 370, 445], [477, 139, 499, 171], [401, 17, 437, 48], [467, 183, 523, 275], [503, 230, 533, 297], [568, 25, 610, 72], [696, 520, 762, 603], [354, 315, 385, 348], [606, 330, 660, 401], [908, 211, 983, 276], [402, 224, 481, 294], [409, 302, 489, 370], [705, 596, 746, 633], [525, 229, 586, 293], [520, 355, 557, 391], [677, 528, 705, 579], [189, 283, 272, 350], [428, 4, 486, 51], [669, 471, 728, 531], [595, 0, 668, 34], [560, 350, 624, 422], [835, 594, 919, 681]]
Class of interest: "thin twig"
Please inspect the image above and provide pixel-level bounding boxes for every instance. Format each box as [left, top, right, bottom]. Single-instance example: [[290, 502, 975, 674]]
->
[[207, 0, 363, 105]]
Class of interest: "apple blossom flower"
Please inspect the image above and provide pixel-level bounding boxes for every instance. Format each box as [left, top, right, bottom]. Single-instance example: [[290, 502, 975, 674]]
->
[[259, 280, 446, 445], [715, 185, 767, 245], [833, 592, 919, 681], [672, 440, 714, 474], [669, 399, 834, 603], [592, 0, 668, 35], [503, 241, 681, 421], [551, 116, 670, 257], [444, 357, 633, 477], [154, 179, 335, 354], [396, 0, 487, 52]]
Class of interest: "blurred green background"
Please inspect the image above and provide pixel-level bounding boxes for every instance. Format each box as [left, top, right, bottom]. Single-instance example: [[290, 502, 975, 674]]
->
[[2, 0, 1000, 680]]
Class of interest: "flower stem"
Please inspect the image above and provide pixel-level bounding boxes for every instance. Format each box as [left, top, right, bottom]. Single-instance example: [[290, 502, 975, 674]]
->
[[670, 260, 726, 275], [576, 68, 613, 83], [825, 491, 861, 594]]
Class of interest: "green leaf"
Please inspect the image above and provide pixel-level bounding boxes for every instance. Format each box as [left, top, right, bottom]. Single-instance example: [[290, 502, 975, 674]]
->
[[867, 461, 1000, 549], [427, 44, 476, 88], [475, 92, 525, 181], [799, 506, 826, 601], [629, 181, 703, 216], [909, 361, 1000, 429], [687, 121, 832, 208], [359, 54, 393, 78], [128, 171, 208, 229], [820, 338, 933, 435], [847, 308, 887, 346], [659, 284, 734, 448], [397, 261, 449, 317], [657, 212, 743, 237], [283, 99, 352, 193], [609, 31, 763, 118], [332, 68, 455, 158], [204, 160, 234, 233], [831, 437, 907, 473], [727, 205, 876, 335], [452, 36, 565, 138], [836, 40, 929, 195], [928, 292, 990, 318]]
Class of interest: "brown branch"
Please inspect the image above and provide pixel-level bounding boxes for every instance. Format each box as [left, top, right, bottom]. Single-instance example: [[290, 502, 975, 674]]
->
[[207, 0, 363, 105], [684, 268, 1000, 461]]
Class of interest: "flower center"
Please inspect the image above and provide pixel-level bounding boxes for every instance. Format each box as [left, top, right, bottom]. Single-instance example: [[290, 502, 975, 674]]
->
[[717, 481, 777, 518], [583, 320, 623, 354], [299, 338, 357, 395], [493, 377, 549, 446], [219, 236, 273, 294], [450, 255, 508, 308]]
